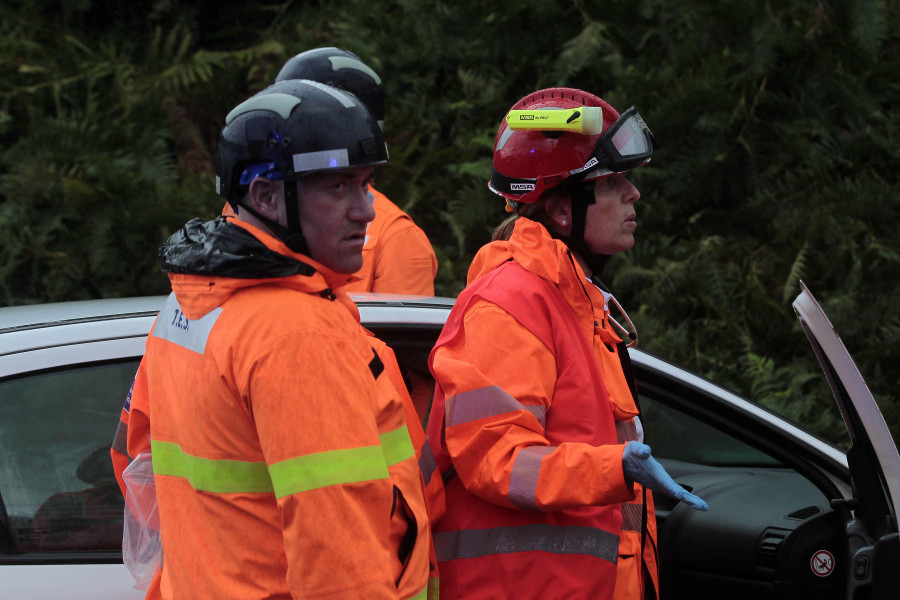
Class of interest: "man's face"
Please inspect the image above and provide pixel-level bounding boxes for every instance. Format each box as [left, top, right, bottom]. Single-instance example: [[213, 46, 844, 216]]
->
[[283, 166, 377, 273], [583, 173, 640, 256]]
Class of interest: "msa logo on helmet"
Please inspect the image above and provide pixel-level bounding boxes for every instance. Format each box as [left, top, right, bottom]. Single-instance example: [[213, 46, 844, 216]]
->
[[572, 157, 599, 175], [510, 183, 535, 191], [518, 115, 536, 121]]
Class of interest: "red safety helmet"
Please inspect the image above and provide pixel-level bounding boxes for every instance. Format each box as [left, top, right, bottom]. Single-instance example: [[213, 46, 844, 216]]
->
[[489, 87, 657, 206]]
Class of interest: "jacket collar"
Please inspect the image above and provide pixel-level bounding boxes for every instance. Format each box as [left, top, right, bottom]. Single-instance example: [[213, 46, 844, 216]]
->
[[467, 217, 594, 322], [163, 216, 360, 321]]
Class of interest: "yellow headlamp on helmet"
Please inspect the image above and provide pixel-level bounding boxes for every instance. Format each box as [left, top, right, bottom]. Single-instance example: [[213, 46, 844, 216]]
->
[[505, 107, 605, 135]]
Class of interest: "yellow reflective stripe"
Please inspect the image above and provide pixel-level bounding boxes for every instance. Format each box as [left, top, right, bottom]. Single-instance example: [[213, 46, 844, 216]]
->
[[151, 440, 273, 494], [380, 424, 414, 467], [153, 428, 408, 500], [405, 583, 430, 600], [427, 577, 440, 600], [269, 444, 389, 499]]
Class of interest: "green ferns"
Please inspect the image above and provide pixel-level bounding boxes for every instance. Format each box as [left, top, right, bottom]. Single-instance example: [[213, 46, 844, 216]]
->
[[1, 0, 898, 444]]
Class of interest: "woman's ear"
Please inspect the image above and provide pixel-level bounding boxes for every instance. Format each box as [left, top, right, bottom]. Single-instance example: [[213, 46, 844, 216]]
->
[[545, 193, 573, 236], [247, 178, 281, 222]]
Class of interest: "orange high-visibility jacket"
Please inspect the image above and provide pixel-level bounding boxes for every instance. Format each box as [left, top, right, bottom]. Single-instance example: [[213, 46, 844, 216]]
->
[[110, 217, 432, 600], [221, 189, 437, 423], [340, 187, 437, 295], [424, 217, 658, 600]]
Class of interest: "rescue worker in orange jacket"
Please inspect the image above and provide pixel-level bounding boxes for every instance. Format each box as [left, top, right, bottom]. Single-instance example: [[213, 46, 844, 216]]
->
[[111, 80, 432, 599], [275, 47, 438, 296], [424, 88, 708, 600]]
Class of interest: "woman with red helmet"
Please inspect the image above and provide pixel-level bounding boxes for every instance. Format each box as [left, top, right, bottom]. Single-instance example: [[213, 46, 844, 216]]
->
[[424, 88, 707, 600]]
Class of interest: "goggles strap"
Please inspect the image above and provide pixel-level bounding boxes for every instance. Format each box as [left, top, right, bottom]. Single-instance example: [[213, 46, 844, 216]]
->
[[551, 182, 612, 278], [569, 184, 593, 244]]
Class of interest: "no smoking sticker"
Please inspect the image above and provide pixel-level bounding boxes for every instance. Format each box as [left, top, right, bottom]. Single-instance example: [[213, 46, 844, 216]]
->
[[811, 550, 835, 577]]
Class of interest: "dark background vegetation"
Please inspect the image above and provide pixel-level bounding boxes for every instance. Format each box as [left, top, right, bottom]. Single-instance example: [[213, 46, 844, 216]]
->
[[2, 0, 898, 445]]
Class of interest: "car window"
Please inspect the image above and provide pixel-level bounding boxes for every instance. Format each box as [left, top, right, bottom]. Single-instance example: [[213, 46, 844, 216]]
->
[[0, 359, 139, 554], [640, 394, 782, 467]]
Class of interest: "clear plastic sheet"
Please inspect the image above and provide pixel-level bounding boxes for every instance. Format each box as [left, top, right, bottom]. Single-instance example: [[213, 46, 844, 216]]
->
[[122, 451, 163, 590]]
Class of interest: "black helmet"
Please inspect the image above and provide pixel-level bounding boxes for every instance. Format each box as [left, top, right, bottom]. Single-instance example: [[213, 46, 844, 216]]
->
[[275, 47, 385, 127], [215, 78, 388, 253]]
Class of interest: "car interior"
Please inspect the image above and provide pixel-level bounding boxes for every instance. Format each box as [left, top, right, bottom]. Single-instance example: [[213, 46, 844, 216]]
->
[[0, 359, 139, 560], [369, 321, 861, 599]]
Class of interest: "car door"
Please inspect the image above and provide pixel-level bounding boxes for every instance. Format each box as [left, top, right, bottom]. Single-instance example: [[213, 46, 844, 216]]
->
[[0, 299, 158, 599], [792, 282, 900, 600]]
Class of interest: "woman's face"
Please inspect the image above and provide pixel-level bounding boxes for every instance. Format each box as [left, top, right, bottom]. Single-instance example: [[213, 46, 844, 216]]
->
[[581, 173, 640, 255]]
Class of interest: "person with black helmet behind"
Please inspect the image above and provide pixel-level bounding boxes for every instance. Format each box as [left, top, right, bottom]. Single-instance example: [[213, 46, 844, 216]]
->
[[271, 47, 439, 427], [423, 88, 708, 600], [111, 80, 433, 599], [274, 47, 438, 297]]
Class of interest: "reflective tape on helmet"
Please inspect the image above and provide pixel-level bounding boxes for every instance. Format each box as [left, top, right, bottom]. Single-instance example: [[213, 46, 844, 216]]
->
[[329, 56, 382, 84], [445, 385, 546, 430], [434, 523, 619, 563], [225, 93, 302, 125], [293, 148, 350, 173]]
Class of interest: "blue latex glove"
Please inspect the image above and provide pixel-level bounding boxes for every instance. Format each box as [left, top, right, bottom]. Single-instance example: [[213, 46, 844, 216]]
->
[[622, 442, 709, 511]]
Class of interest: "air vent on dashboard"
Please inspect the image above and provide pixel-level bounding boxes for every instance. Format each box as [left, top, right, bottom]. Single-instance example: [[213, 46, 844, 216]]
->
[[784, 505, 822, 520], [757, 528, 789, 570]]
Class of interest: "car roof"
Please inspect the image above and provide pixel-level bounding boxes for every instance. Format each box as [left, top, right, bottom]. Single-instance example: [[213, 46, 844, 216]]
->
[[0, 295, 455, 331], [0, 295, 455, 357], [0, 296, 168, 334]]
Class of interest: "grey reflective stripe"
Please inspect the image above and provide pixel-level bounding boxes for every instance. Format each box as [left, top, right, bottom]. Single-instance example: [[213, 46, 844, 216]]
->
[[621, 502, 643, 532], [301, 80, 357, 108], [446, 386, 546, 430], [509, 446, 555, 510], [434, 524, 618, 564], [419, 437, 437, 486], [293, 148, 350, 172], [616, 419, 638, 443], [112, 420, 129, 458], [152, 293, 222, 355], [523, 405, 546, 430], [616, 421, 645, 532], [328, 56, 382, 84], [225, 93, 301, 124]]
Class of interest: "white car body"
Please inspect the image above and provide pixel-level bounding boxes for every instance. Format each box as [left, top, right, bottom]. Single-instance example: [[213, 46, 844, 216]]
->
[[0, 289, 896, 598]]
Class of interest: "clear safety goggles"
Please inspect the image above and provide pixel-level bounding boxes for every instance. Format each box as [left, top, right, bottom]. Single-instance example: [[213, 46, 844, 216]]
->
[[571, 107, 659, 180]]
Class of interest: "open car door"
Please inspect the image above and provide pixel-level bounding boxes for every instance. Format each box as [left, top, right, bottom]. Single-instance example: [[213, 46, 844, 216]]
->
[[793, 282, 900, 600]]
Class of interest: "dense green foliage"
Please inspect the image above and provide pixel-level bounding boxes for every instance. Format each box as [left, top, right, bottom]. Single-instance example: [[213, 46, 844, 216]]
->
[[2, 0, 898, 445]]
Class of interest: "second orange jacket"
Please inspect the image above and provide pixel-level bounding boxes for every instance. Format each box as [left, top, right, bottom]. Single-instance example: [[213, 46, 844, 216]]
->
[[341, 187, 437, 295], [424, 217, 657, 600]]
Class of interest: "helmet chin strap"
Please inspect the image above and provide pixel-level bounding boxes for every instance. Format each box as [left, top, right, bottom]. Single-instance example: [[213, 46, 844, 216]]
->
[[236, 180, 310, 255], [551, 182, 611, 278]]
